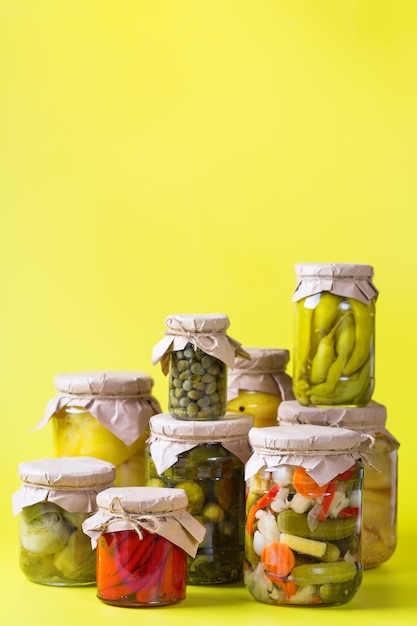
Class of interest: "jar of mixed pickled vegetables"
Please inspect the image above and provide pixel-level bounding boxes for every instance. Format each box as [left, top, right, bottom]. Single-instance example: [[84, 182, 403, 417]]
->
[[244, 424, 370, 606], [33, 371, 162, 487], [146, 412, 253, 584], [12, 456, 116, 586], [152, 314, 250, 420], [82, 486, 206, 607], [278, 399, 399, 569], [292, 263, 378, 407], [227, 347, 294, 427]]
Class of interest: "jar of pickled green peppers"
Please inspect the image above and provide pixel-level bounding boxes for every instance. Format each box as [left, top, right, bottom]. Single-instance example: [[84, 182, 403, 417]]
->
[[145, 412, 253, 584], [12, 456, 116, 586], [278, 399, 399, 569], [82, 486, 206, 607], [33, 371, 162, 487], [227, 347, 294, 427], [244, 424, 370, 606], [292, 263, 378, 407], [152, 314, 250, 420]]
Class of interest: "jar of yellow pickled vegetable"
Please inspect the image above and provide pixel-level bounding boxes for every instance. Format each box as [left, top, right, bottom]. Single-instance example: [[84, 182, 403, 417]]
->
[[12, 456, 116, 586], [33, 371, 162, 487], [82, 486, 206, 606], [244, 424, 370, 606], [278, 399, 399, 569], [145, 412, 253, 584], [152, 314, 250, 420], [227, 347, 294, 427], [292, 263, 378, 407]]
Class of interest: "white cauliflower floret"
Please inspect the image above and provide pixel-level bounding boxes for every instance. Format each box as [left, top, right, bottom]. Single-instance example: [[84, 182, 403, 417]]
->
[[271, 466, 294, 486], [244, 563, 273, 603], [290, 492, 312, 514], [289, 585, 317, 604], [252, 530, 268, 556], [270, 487, 289, 513], [256, 510, 280, 543], [328, 490, 350, 518]]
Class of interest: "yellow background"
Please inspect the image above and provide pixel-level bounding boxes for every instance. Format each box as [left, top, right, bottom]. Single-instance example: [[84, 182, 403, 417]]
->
[[1, 1, 416, 623]]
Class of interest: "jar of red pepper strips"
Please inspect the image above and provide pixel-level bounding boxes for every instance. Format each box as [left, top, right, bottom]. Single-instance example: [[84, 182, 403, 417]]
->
[[82, 486, 206, 607], [244, 424, 371, 606]]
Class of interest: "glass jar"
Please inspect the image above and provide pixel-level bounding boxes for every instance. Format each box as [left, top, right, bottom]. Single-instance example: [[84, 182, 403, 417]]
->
[[278, 399, 399, 569], [82, 486, 205, 607], [12, 456, 116, 586], [145, 412, 253, 584], [291, 263, 378, 407], [245, 424, 369, 606], [227, 347, 294, 427], [33, 371, 162, 487], [152, 313, 249, 420]]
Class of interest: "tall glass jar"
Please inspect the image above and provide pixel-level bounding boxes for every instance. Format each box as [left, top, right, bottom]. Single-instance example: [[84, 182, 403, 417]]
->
[[82, 486, 206, 607], [33, 371, 162, 487], [12, 456, 116, 586], [145, 412, 253, 584], [152, 314, 249, 420], [292, 263, 378, 407], [227, 347, 294, 427], [244, 424, 370, 606], [278, 399, 399, 569]]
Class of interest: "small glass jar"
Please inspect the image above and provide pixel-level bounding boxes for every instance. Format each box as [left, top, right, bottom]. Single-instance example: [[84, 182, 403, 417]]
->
[[12, 456, 116, 586], [82, 486, 206, 607], [145, 412, 253, 584], [292, 263, 378, 407], [33, 371, 162, 487], [245, 424, 369, 606], [278, 399, 399, 569], [227, 347, 294, 427], [152, 313, 249, 420]]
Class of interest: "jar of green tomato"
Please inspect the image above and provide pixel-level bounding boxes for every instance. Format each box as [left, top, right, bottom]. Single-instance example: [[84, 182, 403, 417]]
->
[[33, 371, 162, 487], [292, 263, 378, 407], [152, 314, 250, 420], [278, 399, 399, 569], [227, 347, 294, 427], [244, 424, 370, 606], [145, 412, 253, 584], [82, 486, 206, 607], [12, 456, 116, 586]]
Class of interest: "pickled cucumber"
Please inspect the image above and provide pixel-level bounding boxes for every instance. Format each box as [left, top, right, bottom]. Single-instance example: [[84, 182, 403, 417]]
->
[[277, 509, 358, 540], [290, 560, 358, 586], [319, 570, 362, 603]]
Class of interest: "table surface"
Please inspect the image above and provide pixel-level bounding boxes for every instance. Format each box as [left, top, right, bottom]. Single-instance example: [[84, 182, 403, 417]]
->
[[2, 527, 416, 626]]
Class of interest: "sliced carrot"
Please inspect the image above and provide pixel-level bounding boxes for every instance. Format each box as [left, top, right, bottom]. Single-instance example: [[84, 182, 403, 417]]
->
[[318, 480, 336, 521], [261, 541, 295, 578], [293, 467, 329, 498]]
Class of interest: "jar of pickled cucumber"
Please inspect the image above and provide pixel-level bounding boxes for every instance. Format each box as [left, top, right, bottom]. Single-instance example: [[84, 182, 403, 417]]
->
[[33, 371, 162, 487], [244, 424, 370, 606], [152, 314, 250, 420], [12, 456, 116, 586], [278, 399, 399, 569], [145, 412, 253, 584], [227, 347, 294, 427], [82, 486, 206, 607], [292, 263, 378, 407]]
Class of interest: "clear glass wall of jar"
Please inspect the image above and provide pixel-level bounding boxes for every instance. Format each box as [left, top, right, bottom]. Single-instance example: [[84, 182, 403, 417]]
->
[[145, 412, 253, 584], [12, 457, 116, 586], [291, 263, 378, 407], [33, 371, 162, 487], [245, 424, 369, 607], [227, 347, 294, 427], [278, 400, 399, 569]]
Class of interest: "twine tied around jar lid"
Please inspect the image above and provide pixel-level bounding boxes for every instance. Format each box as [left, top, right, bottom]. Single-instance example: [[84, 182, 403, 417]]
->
[[152, 313, 250, 374], [245, 424, 373, 486], [32, 371, 162, 447], [227, 347, 294, 401], [82, 487, 206, 556], [292, 263, 378, 305], [147, 412, 254, 474]]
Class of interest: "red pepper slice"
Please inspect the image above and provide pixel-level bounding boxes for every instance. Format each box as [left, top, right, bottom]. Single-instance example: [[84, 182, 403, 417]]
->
[[338, 507, 360, 518], [317, 480, 336, 522], [246, 485, 280, 534]]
